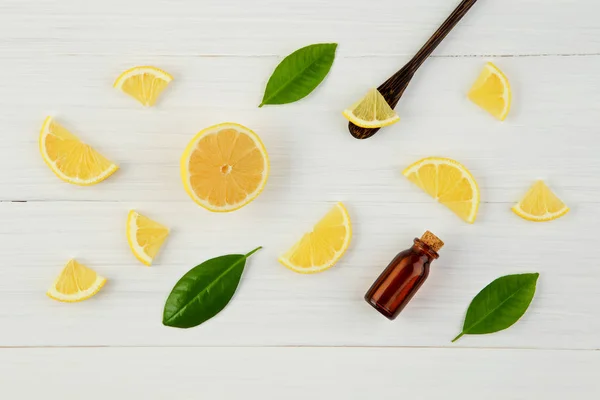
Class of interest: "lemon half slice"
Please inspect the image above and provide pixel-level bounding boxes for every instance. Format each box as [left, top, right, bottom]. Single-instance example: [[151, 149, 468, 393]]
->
[[512, 181, 569, 222], [39, 117, 118, 186], [181, 123, 270, 212], [114, 66, 173, 106], [279, 203, 352, 274], [47, 259, 107, 302], [343, 88, 400, 128], [127, 210, 170, 266], [468, 62, 511, 120], [403, 157, 480, 224]]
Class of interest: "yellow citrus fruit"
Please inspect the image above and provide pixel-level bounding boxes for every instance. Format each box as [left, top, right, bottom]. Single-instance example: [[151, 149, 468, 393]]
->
[[113, 66, 173, 106], [468, 62, 511, 120], [181, 123, 270, 212], [403, 157, 480, 224], [47, 259, 107, 302], [279, 203, 352, 274], [512, 181, 569, 222], [127, 210, 170, 266], [342, 88, 400, 128], [39, 117, 118, 186]]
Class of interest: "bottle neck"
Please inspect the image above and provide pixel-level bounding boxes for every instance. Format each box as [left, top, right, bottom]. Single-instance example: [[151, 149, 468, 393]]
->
[[412, 238, 439, 260]]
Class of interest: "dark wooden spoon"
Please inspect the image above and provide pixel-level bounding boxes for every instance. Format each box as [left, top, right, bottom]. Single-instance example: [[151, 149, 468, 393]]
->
[[348, 0, 480, 139]]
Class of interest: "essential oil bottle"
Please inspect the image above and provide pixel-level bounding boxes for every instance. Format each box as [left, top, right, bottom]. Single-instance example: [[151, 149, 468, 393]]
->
[[364, 231, 444, 320]]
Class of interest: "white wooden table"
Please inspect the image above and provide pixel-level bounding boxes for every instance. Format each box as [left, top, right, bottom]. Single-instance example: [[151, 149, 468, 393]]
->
[[1, 0, 599, 398]]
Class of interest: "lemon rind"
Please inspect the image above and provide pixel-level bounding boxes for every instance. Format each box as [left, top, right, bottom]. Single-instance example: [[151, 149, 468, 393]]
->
[[113, 66, 173, 89], [342, 110, 400, 129], [511, 205, 570, 222]]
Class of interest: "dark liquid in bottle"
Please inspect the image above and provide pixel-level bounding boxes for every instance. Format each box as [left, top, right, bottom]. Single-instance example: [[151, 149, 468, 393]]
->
[[364, 234, 441, 320]]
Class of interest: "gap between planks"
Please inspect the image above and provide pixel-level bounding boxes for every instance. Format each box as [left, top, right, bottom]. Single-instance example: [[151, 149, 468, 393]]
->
[[0, 344, 598, 351], [2, 52, 600, 59]]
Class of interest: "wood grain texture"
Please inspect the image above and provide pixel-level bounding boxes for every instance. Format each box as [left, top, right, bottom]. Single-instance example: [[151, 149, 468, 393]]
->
[[1, 200, 598, 349], [1, 348, 599, 399], [1, 0, 600, 397], [0, 0, 599, 56]]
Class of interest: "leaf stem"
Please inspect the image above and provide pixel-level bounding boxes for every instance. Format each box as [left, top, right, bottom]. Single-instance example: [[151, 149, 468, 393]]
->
[[258, 102, 265, 108], [451, 332, 465, 343], [245, 246, 263, 258]]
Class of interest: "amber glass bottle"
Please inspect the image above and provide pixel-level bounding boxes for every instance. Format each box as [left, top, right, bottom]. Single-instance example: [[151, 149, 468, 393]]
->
[[364, 231, 444, 320]]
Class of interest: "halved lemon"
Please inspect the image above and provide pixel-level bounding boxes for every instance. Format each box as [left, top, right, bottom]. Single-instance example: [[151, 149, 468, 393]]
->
[[181, 122, 270, 212], [127, 210, 170, 266], [114, 66, 173, 106], [39, 117, 118, 186], [468, 62, 511, 120], [279, 203, 352, 274], [342, 88, 400, 128], [512, 181, 569, 222], [47, 259, 107, 302], [403, 157, 480, 224]]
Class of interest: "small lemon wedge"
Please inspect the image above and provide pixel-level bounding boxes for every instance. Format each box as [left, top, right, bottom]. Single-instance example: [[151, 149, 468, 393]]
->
[[343, 88, 400, 128], [114, 66, 173, 106], [279, 203, 352, 274], [47, 259, 107, 302], [403, 157, 480, 224], [127, 210, 170, 266], [512, 181, 569, 222], [468, 62, 511, 120]]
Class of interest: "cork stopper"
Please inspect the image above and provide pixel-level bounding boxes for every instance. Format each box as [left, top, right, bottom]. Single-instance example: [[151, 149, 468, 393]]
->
[[420, 231, 444, 252]]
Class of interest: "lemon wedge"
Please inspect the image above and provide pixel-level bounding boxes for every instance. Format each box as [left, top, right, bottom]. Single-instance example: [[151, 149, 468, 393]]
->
[[403, 157, 480, 223], [468, 62, 511, 120], [39, 117, 118, 186], [114, 66, 173, 106], [127, 210, 170, 266], [279, 203, 352, 274], [512, 181, 569, 222], [47, 259, 107, 302], [343, 88, 400, 128]]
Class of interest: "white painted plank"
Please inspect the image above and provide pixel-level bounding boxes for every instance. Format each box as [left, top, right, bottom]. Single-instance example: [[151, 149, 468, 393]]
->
[[1, 55, 599, 203], [0, 347, 598, 399], [0, 0, 599, 56], [0, 0, 598, 396], [0, 201, 597, 348]]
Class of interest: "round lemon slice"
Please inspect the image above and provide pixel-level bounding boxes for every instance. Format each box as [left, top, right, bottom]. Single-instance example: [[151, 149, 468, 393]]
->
[[39, 117, 118, 186], [342, 88, 400, 128], [47, 259, 107, 302], [114, 66, 173, 106], [468, 62, 511, 120], [403, 157, 480, 224], [279, 203, 352, 274], [512, 181, 569, 222], [127, 210, 170, 266], [181, 123, 270, 212]]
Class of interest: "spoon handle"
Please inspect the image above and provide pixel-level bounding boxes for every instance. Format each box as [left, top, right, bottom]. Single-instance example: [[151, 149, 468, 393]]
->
[[349, 0, 480, 140]]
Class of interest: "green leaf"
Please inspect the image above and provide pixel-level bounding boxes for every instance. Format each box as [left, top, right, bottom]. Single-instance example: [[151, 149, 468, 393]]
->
[[162, 247, 262, 329], [259, 43, 337, 107], [452, 273, 540, 342]]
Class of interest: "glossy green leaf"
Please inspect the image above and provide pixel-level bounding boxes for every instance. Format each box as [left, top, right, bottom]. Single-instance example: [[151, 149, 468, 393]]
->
[[259, 43, 337, 107], [452, 273, 539, 342], [163, 247, 261, 329]]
